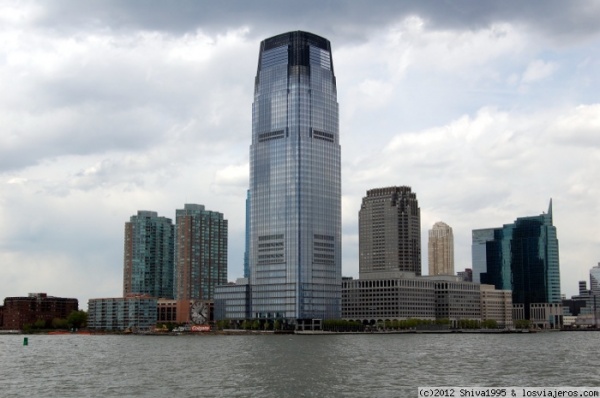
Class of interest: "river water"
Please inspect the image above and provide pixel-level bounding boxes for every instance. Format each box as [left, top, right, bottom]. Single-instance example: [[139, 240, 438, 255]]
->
[[1, 332, 598, 397]]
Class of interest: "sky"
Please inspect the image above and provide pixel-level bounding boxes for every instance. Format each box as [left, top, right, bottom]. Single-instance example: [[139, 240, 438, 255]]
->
[[1, 0, 599, 306]]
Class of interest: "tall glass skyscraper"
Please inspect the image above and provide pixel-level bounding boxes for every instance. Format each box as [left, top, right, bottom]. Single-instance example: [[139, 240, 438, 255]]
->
[[471, 200, 561, 320], [248, 31, 341, 323]]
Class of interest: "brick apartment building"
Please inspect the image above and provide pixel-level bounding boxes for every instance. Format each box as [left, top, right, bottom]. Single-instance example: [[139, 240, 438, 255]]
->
[[0, 293, 78, 330]]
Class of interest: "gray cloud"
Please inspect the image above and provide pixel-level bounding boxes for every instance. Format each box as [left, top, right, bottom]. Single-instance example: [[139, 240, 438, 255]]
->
[[1, 1, 599, 304], [35, 0, 600, 44]]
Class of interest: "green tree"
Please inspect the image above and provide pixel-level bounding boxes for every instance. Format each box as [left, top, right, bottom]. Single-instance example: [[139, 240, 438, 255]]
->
[[67, 310, 88, 329], [34, 319, 46, 329], [251, 320, 261, 330], [481, 319, 498, 329], [52, 318, 69, 329], [274, 320, 281, 331], [514, 319, 531, 329]]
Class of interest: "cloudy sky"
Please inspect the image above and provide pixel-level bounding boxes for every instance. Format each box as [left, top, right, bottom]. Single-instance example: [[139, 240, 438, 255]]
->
[[1, 0, 599, 305]]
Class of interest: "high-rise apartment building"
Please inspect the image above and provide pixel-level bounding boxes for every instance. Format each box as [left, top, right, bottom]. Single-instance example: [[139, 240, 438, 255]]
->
[[471, 200, 561, 320], [123, 211, 174, 298], [359, 186, 421, 276], [248, 31, 341, 324], [428, 221, 454, 276], [174, 204, 227, 303]]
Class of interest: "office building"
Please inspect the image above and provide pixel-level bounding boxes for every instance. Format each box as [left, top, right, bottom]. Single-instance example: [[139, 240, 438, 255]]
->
[[174, 204, 228, 305], [248, 31, 341, 324], [590, 264, 600, 297], [214, 278, 251, 323], [359, 186, 421, 277], [428, 221, 454, 276], [342, 275, 436, 322], [471, 200, 561, 320], [123, 211, 174, 299], [342, 275, 508, 327], [480, 284, 513, 328], [244, 190, 250, 279], [433, 278, 481, 323], [1, 293, 78, 330]]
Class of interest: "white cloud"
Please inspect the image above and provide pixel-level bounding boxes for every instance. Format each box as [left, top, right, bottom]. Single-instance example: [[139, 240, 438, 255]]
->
[[522, 59, 558, 83]]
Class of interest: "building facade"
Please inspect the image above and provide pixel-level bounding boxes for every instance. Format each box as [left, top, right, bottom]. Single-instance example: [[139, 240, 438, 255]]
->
[[87, 295, 157, 331], [174, 204, 228, 302], [457, 268, 473, 282], [1, 293, 78, 330], [248, 31, 341, 324], [428, 221, 454, 276], [432, 278, 481, 323], [471, 200, 561, 320], [359, 186, 421, 276], [214, 278, 251, 322], [342, 275, 504, 327], [123, 210, 174, 299], [480, 284, 513, 328], [342, 276, 436, 323], [590, 264, 600, 297]]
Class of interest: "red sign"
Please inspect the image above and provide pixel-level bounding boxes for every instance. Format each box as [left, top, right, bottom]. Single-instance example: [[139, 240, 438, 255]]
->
[[191, 325, 211, 332]]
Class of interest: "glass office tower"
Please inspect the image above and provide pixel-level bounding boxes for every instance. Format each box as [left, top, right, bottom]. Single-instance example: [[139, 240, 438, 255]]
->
[[471, 200, 561, 320], [249, 31, 341, 324]]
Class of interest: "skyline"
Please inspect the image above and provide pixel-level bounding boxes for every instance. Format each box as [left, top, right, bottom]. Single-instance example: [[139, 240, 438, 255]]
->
[[1, 1, 599, 305]]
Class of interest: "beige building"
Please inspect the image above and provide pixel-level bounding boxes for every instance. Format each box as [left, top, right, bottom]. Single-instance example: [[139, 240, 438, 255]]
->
[[430, 277, 481, 323], [342, 273, 489, 326], [513, 303, 563, 329], [480, 284, 513, 328], [428, 221, 454, 276]]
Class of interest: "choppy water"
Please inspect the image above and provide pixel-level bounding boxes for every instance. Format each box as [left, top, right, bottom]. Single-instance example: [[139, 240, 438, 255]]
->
[[1, 332, 599, 397]]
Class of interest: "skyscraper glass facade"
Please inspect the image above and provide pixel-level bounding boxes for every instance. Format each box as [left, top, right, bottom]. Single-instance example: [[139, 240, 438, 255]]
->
[[174, 204, 228, 302], [123, 211, 174, 299], [249, 31, 341, 322], [471, 200, 561, 319], [590, 264, 600, 297]]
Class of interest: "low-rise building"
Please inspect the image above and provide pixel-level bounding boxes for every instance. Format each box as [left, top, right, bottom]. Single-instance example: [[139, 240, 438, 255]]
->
[[214, 278, 251, 322], [1, 293, 78, 330], [88, 295, 157, 331], [341, 273, 511, 327], [342, 272, 436, 324], [513, 302, 563, 329], [433, 278, 481, 325]]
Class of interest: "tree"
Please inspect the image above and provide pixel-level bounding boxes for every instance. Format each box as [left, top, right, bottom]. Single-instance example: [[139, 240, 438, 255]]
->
[[514, 319, 531, 329], [481, 319, 498, 329], [52, 318, 69, 329], [67, 310, 88, 329], [34, 319, 46, 329], [274, 320, 281, 331]]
